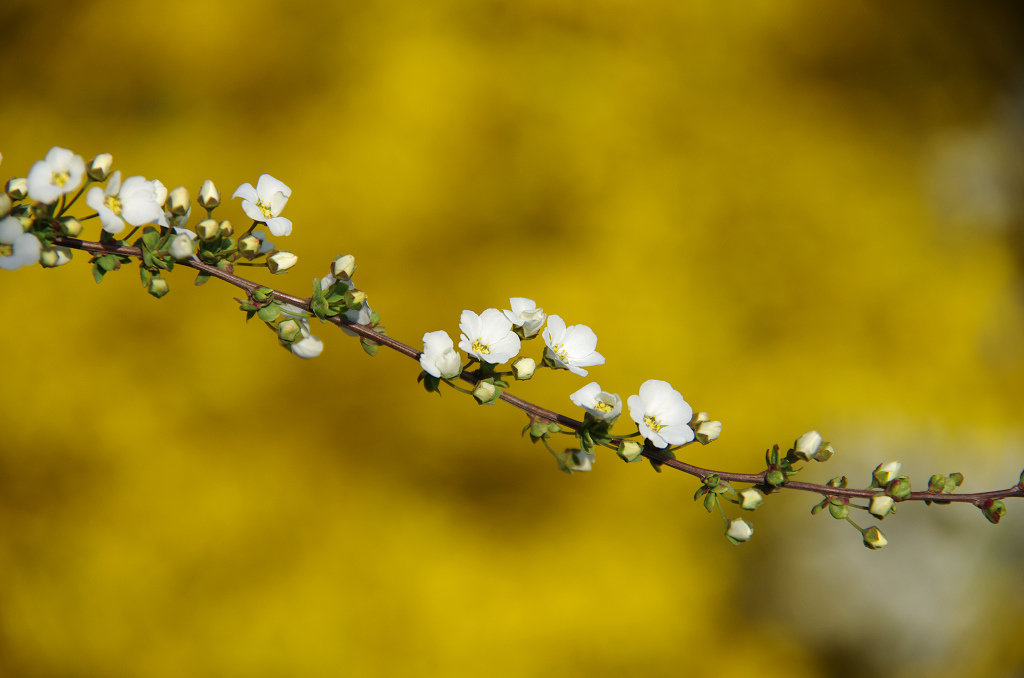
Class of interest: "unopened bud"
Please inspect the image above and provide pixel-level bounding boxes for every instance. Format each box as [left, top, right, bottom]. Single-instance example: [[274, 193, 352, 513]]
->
[[725, 518, 754, 544], [829, 501, 849, 520], [982, 499, 1007, 524], [869, 494, 894, 519], [472, 380, 499, 405], [695, 420, 722, 445], [148, 277, 169, 298], [0, 194, 10, 217], [237, 235, 260, 257], [87, 153, 113, 181], [6, 178, 27, 200], [811, 442, 834, 462], [886, 476, 912, 501], [39, 247, 72, 268], [331, 254, 356, 279], [617, 440, 643, 463], [198, 179, 220, 209], [59, 216, 82, 237], [277, 319, 302, 343], [690, 411, 710, 426], [344, 288, 367, 308], [792, 430, 823, 461], [268, 251, 297, 273], [196, 218, 219, 241], [217, 220, 233, 238], [863, 526, 888, 549], [167, 187, 190, 216], [873, 461, 902, 486], [512, 356, 536, 380], [169, 234, 194, 260], [739, 487, 764, 510]]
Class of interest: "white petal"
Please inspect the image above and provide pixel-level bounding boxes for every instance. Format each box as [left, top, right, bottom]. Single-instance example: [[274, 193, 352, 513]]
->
[[290, 335, 323, 359], [240, 200, 266, 222], [0, 216, 22, 244], [232, 182, 258, 202], [265, 216, 292, 237], [256, 174, 291, 199]]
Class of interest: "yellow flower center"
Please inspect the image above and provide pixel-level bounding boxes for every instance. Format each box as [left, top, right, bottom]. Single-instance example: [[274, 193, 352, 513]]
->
[[104, 195, 122, 216], [53, 171, 70, 187], [471, 339, 490, 355], [0, 244, 12, 257], [256, 198, 274, 219], [593, 400, 613, 413], [552, 342, 569, 363], [644, 415, 662, 432]]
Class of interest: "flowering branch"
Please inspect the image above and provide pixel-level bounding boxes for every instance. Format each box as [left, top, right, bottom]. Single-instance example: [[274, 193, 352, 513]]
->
[[5, 147, 1023, 551]]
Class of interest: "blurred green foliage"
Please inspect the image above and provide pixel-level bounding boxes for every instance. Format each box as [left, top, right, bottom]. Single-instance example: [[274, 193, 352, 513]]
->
[[2, 1, 1024, 676]]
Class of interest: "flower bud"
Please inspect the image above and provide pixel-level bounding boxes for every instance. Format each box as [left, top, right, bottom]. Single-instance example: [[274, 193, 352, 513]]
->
[[689, 411, 710, 426], [169, 234, 194, 260], [873, 461, 902, 486], [725, 518, 754, 544], [695, 420, 722, 445], [167, 186, 190, 216], [569, 449, 595, 472], [829, 501, 849, 520], [811, 442, 835, 462], [268, 251, 297, 273], [862, 526, 888, 550], [148, 277, 170, 298], [59, 216, 82, 237], [344, 288, 367, 308], [512, 356, 536, 380], [198, 179, 220, 209], [0, 194, 10, 217], [792, 430, 823, 461], [277, 318, 303, 343], [5, 178, 27, 200], [739, 487, 764, 510], [39, 247, 72, 268], [332, 254, 356, 279], [472, 380, 499, 405], [982, 499, 1007, 524], [87, 153, 113, 181], [196, 218, 219, 241], [869, 494, 894, 519], [617, 440, 642, 463], [237, 235, 260, 257], [764, 468, 786, 487], [886, 476, 912, 501], [217, 220, 233, 238]]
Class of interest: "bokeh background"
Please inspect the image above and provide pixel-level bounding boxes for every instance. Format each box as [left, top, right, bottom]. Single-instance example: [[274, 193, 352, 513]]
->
[[2, 0, 1024, 675]]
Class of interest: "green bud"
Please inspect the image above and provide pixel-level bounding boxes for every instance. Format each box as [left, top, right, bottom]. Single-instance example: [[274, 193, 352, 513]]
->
[[829, 501, 849, 520], [886, 476, 912, 501], [472, 380, 500, 405], [827, 475, 849, 488], [277, 319, 302, 342], [928, 474, 946, 493], [252, 287, 275, 302], [617, 440, 643, 463], [863, 526, 888, 550], [764, 468, 786, 487], [982, 499, 1007, 524], [948, 472, 964, 489], [148, 277, 169, 298], [5, 178, 27, 200], [344, 288, 367, 309]]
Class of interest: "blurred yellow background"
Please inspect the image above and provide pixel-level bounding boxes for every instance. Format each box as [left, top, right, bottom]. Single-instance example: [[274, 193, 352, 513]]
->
[[2, 0, 1024, 675]]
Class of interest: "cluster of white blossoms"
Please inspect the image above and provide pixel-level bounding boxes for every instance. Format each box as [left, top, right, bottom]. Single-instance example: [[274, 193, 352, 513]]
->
[[419, 297, 715, 454]]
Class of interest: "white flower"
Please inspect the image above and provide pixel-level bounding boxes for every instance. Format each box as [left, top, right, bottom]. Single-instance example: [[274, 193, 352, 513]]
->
[[627, 379, 695, 449], [458, 308, 521, 364], [569, 382, 622, 421], [26, 146, 85, 204], [419, 330, 462, 379], [85, 171, 169, 234], [568, 449, 595, 472], [726, 518, 754, 544], [278, 303, 323, 359], [232, 174, 292, 236], [0, 217, 41, 270], [542, 315, 604, 376], [503, 297, 546, 337]]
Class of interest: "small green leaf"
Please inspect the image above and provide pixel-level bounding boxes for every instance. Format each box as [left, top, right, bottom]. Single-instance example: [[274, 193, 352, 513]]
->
[[140, 267, 151, 288], [141, 228, 159, 252], [195, 272, 211, 286], [92, 264, 105, 284], [256, 303, 281, 322]]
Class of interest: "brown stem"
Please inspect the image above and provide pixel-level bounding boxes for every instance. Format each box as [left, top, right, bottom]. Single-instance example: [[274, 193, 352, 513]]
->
[[55, 236, 1024, 507]]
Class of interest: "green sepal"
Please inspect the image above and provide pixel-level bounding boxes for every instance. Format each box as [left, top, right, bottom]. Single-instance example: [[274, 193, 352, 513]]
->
[[417, 371, 442, 394], [96, 254, 118, 272], [140, 267, 151, 288], [310, 277, 330, 320], [252, 287, 274, 302], [195, 272, 211, 286], [256, 303, 281, 322], [702, 492, 717, 513], [92, 263, 105, 284], [369, 310, 381, 326], [828, 501, 849, 520], [811, 500, 827, 515], [140, 227, 159, 252]]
